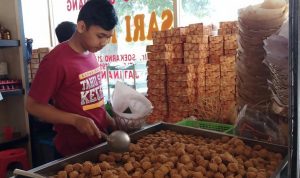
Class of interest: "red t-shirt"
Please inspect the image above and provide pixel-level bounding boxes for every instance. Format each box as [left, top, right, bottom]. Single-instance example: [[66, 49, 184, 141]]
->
[[29, 42, 108, 156]]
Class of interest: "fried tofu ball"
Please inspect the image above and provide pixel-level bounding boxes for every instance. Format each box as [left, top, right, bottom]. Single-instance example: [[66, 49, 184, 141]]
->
[[176, 163, 185, 171], [206, 171, 214, 178], [221, 152, 235, 163], [257, 171, 267, 178], [234, 145, 245, 155], [119, 170, 130, 178], [175, 147, 186, 156], [132, 171, 142, 178], [186, 144, 196, 154], [91, 164, 101, 176], [160, 165, 170, 175], [212, 155, 222, 164], [227, 163, 238, 173], [142, 161, 152, 171], [246, 172, 257, 178], [170, 156, 178, 163], [234, 174, 242, 178], [99, 161, 112, 171], [235, 157, 244, 165], [153, 162, 162, 170], [128, 156, 136, 162], [221, 136, 230, 143], [202, 150, 211, 160], [226, 175, 234, 178], [82, 161, 93, 174], [143, 171, 154, 178], [180, 154, 191, 164], [136, 168, 145, 175], [258, 149, 268, 159], [185, 162, 194, 170], [133, 161, 141, 169], [233, 138, 245, 146], [222, 144, 230, 150], [102, 170, 117, 178], [99, 154, 108, 162], [191, 172, 203, 178], [154, 169, 165, 178], [124, 161, 134, 172], [78, 173, 85, 178], [244, 160, 254, 168], [122, 153, 131, 162], [218, 163, 227, 173], [57, 171, 68, 178], [243, 147, 252, 158], [195, 155, 204, 162], [247, 167, 257, 172], [69, 171, 79, 178], [170, 174, 182, 178], [158, 154, 169, 163], [165, 161, 175, 169], [91, 176, 101, 178], [237, 170, 246, 177], [194, 166, 206, 175], [64, 164, 74, 173], [214, 172, 224, 178], [179, 169, 189, 177], [129, 143, 141, 152], [105, 155, 116, 163], [141, 157, 151, 163], [209, 163, 218, 172], [198, 159, 209, 169], [170, 169, 178, 176], [72, 163, 83, 172]]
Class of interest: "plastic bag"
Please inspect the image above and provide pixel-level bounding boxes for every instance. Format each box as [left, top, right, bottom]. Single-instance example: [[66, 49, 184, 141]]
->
[[111, 81, 153, 120], [235, 105, 287, 145]]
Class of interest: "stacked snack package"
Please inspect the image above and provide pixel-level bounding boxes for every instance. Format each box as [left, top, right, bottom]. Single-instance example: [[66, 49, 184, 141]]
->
[[165, 27, 194, 123], [147, 21, 238, 124], [27, 47, 51, 82], [194, 22, 238, 123], [219, 22, 238, 123], [146, 31, 171, 123], [236, 0, 288, 113], [184, 23, 211, 121]]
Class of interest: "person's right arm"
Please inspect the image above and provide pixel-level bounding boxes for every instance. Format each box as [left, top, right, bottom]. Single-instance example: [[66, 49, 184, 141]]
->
[[26, 96, 101, 138]]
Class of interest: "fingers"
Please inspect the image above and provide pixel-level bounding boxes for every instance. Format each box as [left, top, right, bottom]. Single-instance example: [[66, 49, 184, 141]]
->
[[90, 120, 101, 139], [73, 115, 101, 138]]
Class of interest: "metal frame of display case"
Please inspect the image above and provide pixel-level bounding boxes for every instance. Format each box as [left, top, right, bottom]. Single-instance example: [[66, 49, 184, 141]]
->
[[289, 0, 300, 177]]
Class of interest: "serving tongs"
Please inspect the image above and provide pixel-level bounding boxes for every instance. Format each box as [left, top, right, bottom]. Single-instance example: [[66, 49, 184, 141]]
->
[[13, 169, 47, 178]]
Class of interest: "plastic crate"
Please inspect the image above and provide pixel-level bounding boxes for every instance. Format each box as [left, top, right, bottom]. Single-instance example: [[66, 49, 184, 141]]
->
[[176, 120, 234, 134]]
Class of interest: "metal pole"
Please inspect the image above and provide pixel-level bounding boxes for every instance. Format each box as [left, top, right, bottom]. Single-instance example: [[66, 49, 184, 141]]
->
[[173, 0, 181, 27], [288, 0, 300, 177], [47, 0, 55, 47]]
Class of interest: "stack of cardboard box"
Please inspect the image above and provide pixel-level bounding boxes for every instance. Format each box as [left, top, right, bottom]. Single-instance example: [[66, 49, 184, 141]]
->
[[146, 21, 238, 124], [27, 47, 51, 82]]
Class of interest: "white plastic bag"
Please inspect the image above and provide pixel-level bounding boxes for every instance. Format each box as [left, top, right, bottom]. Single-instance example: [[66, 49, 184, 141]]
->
[[111, 81, 153, 119]]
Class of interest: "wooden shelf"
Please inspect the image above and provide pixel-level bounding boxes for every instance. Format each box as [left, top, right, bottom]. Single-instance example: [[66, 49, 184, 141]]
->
[[0, 39, 20, 47], [1, 89, 24, 97]]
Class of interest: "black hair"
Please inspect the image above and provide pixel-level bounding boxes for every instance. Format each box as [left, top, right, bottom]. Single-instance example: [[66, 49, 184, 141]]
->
[[77, 0, 118, 31], [55, 21, 76, 43]]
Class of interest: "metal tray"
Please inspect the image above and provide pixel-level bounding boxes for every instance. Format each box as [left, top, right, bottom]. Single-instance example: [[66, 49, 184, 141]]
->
[[15, 122, 288, 178]]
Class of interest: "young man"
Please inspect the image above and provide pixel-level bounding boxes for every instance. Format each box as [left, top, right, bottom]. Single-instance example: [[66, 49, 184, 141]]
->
[[55, 21, 76, 43], [26, 0, 118, 156]]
